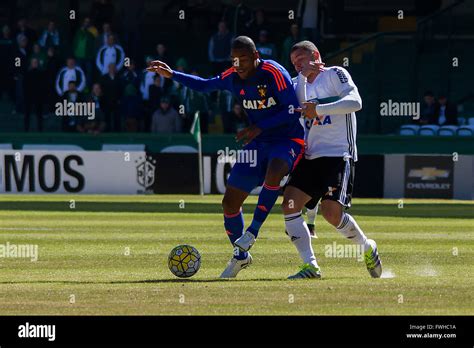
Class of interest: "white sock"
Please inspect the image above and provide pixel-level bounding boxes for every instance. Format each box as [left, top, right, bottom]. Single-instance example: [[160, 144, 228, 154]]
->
[[306, 205, 318, 225], [336, 213, 371, 252], [284, 212, 319, 268]]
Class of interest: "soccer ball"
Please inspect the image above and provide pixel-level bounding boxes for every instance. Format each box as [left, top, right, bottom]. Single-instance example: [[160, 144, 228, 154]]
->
[[168, 245, 201, 278]]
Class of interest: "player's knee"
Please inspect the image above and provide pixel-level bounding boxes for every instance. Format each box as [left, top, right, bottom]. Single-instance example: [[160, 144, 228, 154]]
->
[[265, 160, 288, 185], [221, 195, 238, 215], [321, 205, 342, 226]]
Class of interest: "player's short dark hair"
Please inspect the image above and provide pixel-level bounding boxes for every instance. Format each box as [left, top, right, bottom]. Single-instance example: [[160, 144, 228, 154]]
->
[[231, 36, 256, 53], [291, 40, 319, 54]]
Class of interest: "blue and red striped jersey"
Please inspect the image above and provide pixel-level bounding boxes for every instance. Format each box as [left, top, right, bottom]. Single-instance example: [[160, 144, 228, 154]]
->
[[172, 59, 303, 142]]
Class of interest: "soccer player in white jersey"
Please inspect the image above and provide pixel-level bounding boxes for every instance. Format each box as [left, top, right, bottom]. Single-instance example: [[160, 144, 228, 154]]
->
[[282, 40, 382, 279]]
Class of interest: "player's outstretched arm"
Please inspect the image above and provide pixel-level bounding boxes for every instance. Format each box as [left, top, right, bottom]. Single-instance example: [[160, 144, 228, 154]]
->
[[314, 67, 362, 116], [147, 60, 173, 78], [147, 60, 228, 93]]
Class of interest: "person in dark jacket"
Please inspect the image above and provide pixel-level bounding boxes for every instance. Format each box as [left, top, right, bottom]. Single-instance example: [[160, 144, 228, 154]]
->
[[100, 63, 122, 131], [433, 96, 458, 125], [208, 21, 232, 76], [44, 46, 62, 112], [0, 25, 15, 102], [14, 34, 29, 114], [417, 91, 438, 125], [61, 81, 85, 132], [23, 58, 45, 131]]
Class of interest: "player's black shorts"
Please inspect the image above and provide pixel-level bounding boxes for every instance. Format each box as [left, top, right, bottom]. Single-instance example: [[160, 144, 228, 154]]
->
[[287, 156, 355, 208]]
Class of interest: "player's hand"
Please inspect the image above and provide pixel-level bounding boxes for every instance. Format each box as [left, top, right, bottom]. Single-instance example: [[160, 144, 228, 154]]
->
[[147, 60, 173, 78], [235, 125, 262, 145], [296, 102, 319, 119], [300, 61, 325, 78]]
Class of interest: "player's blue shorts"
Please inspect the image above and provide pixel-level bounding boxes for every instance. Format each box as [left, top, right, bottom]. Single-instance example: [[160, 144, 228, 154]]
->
[[227, 138, 304, 193]]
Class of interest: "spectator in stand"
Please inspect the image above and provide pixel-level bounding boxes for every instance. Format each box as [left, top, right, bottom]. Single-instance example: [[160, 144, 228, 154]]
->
[[120, 58, 142, 131], [222, 0, 253, 36], [141, 56, 162, 129], [96, 22, 115, 48], [45, 46, 61, 112], [248, 8, 270, 41], [0, 25, 15, 102], [208, 21, 232, 76], [121, 59, 140, 89], [30, 42, 47, 70], [418, 91, 438, 125], [151, 96, 182, 134], [100, 63, 122, 131], [179, 69, 210, 133], [55, 57, 86, 96], [140, 57, 160, 101], [14, 34, 29, 113], [73, 17, 96, 83], [141, 57, 158, 131], [62, 81, 84, 132], [434, 96, 458, 125], [23, 58, 45, 131], [38, 21, 60, 50], [154, 43, 169, 63], [222, 102, 249, 133], [121, 82, 143, 132], [90, 0, 115, 30], [281, 23, 307, 71], [15, 18, 37, 50], [96, 34, 125, 75], [256, 30, 276, 60], [149, 74, 165, 112], [78, 83, 106, 134]]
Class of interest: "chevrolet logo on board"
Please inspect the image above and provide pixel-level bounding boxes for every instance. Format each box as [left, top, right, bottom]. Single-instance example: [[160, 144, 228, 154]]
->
[[408, 167, 450, 181]]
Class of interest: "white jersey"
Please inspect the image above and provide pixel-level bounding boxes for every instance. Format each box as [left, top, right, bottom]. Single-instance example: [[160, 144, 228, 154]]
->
[[292, 66, 361, 161]]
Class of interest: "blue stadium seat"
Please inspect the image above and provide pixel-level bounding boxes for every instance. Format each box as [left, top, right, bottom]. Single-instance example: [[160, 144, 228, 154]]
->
[[399, 124, 420, 135], [457, 125, 474, 136], [438, 125, 458, 136], [419, 125, 440, 136]]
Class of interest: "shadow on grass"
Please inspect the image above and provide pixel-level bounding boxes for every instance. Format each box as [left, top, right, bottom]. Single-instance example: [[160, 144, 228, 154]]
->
[[0, 201, 472, 218], [0, 278, 299, 285]]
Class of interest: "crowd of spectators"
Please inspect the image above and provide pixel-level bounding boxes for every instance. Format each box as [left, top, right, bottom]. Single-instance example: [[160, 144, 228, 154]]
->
[[0, 0, 316, 134], [417, 91, 458, 126]]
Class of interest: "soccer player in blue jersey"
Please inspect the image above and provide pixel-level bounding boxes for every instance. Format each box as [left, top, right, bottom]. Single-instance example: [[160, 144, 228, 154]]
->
[[148, 36, 304, 278]]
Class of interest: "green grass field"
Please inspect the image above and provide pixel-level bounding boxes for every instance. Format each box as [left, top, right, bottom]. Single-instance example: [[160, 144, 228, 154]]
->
[[0, 194, 472, 315]]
